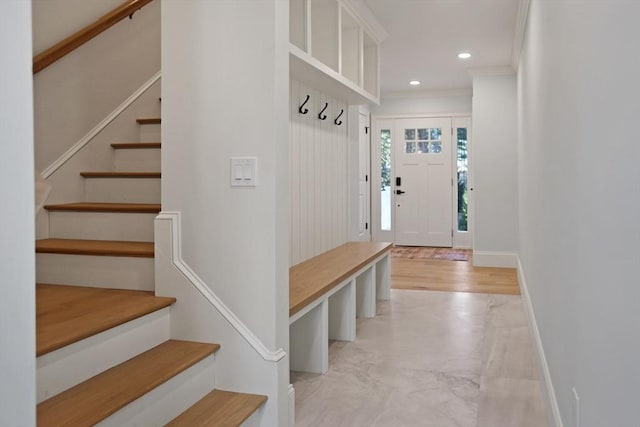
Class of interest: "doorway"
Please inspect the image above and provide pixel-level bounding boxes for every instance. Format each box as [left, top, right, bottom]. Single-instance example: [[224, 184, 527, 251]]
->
[[394, 117, 453, 246]]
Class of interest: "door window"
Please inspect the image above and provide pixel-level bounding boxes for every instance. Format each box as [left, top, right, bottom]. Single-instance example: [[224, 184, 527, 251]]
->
[[457, 128, 468, 232], [404, 127, 443, 154], [380, 129, 391, 231]]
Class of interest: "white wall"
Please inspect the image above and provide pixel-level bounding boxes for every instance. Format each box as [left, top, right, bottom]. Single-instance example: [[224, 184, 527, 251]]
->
[[518, 1, 640, 426], [162, 1, 289, 424], [372, 92, 472, 116], [472, 74, 518, 267], [290, 80, 349, 265], [0, 1, 36, 424], [33, 0, 160, 172]]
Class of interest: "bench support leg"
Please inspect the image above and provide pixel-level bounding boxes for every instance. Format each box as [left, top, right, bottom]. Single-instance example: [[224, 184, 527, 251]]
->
[[328, 279, 356, 341], [290, 301, 328, 374], [356, 266, 376, 318], [376, 253, 391, 300]]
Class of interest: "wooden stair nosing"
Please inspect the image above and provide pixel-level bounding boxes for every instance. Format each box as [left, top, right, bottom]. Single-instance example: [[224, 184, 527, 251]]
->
[[37, 340, 220, 427], [36, 238, 154, 258], [111, 142, 161, 149], [80, 171, 161, 178], [36, 283, 176, 356], [167, 389, 268, 427], [44, 202, 161, 214], [136, 118, 161, 124]]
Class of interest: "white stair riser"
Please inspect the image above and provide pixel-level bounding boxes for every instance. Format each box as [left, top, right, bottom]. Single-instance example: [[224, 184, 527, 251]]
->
[[49, 211, 156, 241], [96, 355, 215, 427], [36, 254, 154, 290], [114, 148, 161, 172], [139, 123, 161, 142], [84, 178, 160, 204], [37, 308, 171, 403]]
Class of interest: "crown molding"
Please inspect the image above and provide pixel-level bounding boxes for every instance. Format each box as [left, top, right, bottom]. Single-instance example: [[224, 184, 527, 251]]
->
[[342, 0, 389, 43], [512, 0, 531, 70]]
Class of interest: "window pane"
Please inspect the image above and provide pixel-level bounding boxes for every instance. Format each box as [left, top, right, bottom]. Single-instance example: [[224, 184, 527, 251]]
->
[[430, 142, 442, 153], [380, 129, 391, 231], [431, 128, 442, 140], [405, 141, 416, 153], [404, 128, 415, 140], [417, 128, 429, 140], [457, 128, 468, 231], [418, 141, 429, 153]]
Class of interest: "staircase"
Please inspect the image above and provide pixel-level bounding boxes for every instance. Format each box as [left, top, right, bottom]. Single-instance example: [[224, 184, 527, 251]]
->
[[35, 118, 266, 426]]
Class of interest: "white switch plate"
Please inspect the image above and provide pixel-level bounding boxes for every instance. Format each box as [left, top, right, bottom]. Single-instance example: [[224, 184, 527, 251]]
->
[[230, 157, 257, 187]]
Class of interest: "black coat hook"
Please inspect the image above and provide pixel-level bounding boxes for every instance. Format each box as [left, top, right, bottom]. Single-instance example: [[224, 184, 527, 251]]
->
[[318, 102, 328, 120], [334, 109, 344, 125], [298, 94, 310, 114]]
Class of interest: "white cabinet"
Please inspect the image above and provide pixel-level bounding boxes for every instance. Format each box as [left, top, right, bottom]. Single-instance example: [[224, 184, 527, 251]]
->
[[289, 0, 384, 104]]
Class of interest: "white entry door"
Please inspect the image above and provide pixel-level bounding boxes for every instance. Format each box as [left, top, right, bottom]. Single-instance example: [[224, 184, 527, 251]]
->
[[394, 117, 453, 247]]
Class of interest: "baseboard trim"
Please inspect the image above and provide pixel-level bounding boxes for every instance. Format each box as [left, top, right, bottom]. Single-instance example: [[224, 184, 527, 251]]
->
[[42, 70, 161, 179], [517, 257, 564, 427], [288, 384, 295, 427], [472, 251, 517, 268]]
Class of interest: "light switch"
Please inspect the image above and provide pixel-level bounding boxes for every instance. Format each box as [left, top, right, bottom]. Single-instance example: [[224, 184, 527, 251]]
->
[[230, 157, 257, 187]]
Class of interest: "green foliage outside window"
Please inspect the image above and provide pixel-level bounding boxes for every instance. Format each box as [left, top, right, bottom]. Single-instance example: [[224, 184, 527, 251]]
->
[[380, 129, 391, 190]]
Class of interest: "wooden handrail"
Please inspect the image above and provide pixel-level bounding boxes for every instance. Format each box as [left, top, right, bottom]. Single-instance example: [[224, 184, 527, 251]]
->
[[33, 0, 154, 74]]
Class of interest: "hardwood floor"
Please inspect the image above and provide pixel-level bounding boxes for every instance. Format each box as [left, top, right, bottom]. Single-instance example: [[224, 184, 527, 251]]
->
[[391, 258, 520, 295]]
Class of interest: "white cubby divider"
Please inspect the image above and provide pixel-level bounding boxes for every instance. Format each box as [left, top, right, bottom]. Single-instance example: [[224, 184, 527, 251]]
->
[[289, 0, 386, 105]]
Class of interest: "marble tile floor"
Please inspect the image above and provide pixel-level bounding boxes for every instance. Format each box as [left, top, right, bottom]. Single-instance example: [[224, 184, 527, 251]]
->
[[292, 290, 548, 427]]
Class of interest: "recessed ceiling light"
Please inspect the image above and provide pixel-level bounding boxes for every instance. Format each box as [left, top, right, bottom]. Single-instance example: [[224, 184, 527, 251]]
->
[[458, 52, 472, 59], [409, 80, 421, 86]]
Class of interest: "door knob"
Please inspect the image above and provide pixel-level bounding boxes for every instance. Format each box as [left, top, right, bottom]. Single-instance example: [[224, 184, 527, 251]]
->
[[396, 189, 405, 195]]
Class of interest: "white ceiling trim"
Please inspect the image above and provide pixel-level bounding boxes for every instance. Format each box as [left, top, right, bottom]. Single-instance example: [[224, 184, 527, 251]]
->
[[511, 0, 531, 70], [342, 0, 389, 43]]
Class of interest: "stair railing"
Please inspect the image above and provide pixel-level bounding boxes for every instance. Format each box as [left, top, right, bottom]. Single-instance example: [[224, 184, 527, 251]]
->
[[33, 0, 154, 74]]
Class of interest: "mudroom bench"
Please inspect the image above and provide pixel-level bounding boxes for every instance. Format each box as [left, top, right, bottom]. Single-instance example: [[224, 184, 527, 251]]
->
[[289, 241, 393, 374]]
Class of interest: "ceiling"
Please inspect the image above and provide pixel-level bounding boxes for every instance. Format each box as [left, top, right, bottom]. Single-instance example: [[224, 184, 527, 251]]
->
[[364, 0, 520, 96]]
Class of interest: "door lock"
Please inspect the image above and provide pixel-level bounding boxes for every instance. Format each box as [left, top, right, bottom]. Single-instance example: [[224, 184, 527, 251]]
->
[[396, 189, 405, 195]]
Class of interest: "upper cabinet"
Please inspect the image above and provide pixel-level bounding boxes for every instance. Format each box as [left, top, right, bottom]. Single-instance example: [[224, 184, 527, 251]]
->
[[289, 0, 386, 105]]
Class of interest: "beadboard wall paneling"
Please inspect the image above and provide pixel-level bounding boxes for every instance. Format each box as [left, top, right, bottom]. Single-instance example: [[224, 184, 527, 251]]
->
[[290, 80, 349, 266]]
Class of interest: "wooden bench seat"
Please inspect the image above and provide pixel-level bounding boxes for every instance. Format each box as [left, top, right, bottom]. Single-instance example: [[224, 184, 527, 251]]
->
[[289, 242, 392, 374]]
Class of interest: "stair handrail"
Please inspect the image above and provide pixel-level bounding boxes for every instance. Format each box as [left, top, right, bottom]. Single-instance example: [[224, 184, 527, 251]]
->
[[33, 0, 154, 74]]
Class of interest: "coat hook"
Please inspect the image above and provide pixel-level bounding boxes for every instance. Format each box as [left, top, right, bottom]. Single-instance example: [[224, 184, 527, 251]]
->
[[318, 102, 328, 120], [334, 109, 344, 125], [298, 94, 310, 114]]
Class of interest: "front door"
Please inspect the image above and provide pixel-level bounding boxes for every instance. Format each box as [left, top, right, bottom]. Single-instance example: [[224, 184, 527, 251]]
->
[[394, 117, 453, 247]]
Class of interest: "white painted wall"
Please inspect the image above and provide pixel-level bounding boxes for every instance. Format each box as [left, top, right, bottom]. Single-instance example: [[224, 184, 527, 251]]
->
[[162, 1, 289, 425], [518, 1, 640, 426], [33, 0, 160, 172], [290, 80, 349, 265], [472, 74, 518, 267], [32, 0, 124, 54], [0, 1, 36, 424], [372, 92, 472, 116]]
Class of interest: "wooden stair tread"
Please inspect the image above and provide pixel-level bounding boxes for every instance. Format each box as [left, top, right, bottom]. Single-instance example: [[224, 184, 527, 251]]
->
[[36, 284, 175, 356], [111, 142, 161, 149], [136, 117, 161, 124], [36, 238, 154, 257], [44, 202, 161, 213], [80, 171, 160, 178], [167, 389, 268, 427], [37, 340, 220, 427]]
